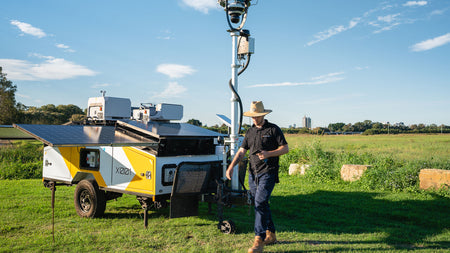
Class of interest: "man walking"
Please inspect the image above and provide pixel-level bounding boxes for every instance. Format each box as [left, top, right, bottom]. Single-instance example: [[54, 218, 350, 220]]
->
[[226, 101, 289, 253]]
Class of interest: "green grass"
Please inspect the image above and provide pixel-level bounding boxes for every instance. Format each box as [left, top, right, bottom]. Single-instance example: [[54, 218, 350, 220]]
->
[[0, 127, 33, 139], [285, 134, 450, 162], [1, 177, 449, 252], [1, 134, 449, 251], [0, 140, 43, 179], [281, 134, 449, 193]]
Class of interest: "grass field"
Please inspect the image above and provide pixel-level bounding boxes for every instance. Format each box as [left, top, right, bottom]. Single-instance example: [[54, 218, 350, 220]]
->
[[285, 134, 450, 163], [1, 134, 449, 252], [1, 177, 449, 252]]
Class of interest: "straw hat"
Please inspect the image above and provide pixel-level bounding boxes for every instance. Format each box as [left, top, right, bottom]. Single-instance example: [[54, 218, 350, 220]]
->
[[243, 101, 272, 117]]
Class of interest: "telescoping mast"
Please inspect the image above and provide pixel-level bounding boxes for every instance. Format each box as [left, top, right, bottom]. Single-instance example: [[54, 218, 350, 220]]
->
[[218, 0, 256, 191]]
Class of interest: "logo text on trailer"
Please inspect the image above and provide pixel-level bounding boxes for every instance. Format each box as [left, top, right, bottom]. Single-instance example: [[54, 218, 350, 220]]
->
[[116, 167, 132, 175]]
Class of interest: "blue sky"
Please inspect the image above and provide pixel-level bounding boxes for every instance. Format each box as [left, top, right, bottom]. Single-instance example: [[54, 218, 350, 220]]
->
[[1, 0, 449, 128]]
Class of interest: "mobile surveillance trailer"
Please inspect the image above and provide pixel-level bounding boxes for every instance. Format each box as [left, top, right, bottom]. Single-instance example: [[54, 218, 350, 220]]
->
[[14, 94, 250, 233], [14, 0, 258, 235]]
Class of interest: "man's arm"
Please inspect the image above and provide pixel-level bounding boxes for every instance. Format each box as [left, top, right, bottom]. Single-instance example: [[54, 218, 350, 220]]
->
[[257, 144, 289, 160], [226, 147, 247, 180]]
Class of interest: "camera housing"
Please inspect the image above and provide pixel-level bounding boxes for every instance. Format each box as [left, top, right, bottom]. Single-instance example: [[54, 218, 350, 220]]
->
[[218, 0, 248, 24], [227, 2, 246, 23]]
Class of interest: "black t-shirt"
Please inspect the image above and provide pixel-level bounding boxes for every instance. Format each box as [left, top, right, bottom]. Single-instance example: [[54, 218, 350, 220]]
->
[[241, 120, 288, 176]]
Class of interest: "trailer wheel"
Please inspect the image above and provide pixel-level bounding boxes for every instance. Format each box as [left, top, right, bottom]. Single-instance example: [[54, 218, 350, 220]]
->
[[219, 220, 235, 234], [74, 180, 106, 218]]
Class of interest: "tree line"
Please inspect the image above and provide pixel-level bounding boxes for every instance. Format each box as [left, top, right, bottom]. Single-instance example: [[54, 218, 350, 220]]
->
[[191, 119, 449, 135], [282, 121, 449, 135]]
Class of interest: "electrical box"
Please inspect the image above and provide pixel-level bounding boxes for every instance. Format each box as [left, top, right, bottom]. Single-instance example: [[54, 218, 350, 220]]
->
[[87, 96, 131, 121], [132, 103, 183, 122], [152, 104, 183, 121], [238, 36, 255, 55]]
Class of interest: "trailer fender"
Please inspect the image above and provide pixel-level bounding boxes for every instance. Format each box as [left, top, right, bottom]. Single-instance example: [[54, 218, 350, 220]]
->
[[72, 172, 96, 184]]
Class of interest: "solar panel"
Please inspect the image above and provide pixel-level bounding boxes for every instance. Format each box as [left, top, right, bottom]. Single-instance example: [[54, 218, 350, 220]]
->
[[14, 124, 156, 147], [117, 120, 224, 138]]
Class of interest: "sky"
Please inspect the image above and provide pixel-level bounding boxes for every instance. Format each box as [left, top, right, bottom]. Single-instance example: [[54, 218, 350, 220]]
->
[[1, 0, 449, 128]]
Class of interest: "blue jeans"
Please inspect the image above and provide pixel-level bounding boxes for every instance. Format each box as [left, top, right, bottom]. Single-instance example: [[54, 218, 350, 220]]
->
[[248, 170, 277, 239]]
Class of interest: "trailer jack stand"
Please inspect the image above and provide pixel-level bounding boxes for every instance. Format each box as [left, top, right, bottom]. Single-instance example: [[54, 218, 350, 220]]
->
[[144, 207, 148, 229], [137, 197, 151, 229], [49, 181, 56, 243], [137, 196, 169, 228]]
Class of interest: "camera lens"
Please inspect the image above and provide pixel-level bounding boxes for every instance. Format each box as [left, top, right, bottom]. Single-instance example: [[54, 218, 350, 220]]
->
[[230, 14, 241, 23]]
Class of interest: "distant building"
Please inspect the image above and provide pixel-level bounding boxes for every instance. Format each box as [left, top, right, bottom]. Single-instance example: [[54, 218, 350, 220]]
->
[[302, 116, 311, 129]]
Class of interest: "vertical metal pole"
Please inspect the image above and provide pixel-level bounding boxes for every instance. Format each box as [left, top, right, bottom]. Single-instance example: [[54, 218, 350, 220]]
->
[[50, 181, 55, 243], [230, 30, 240, 191], [144, 207, 148, 229]]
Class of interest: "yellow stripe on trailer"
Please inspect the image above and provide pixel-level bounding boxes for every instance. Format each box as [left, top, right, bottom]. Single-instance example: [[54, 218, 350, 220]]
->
[[59, 146, 107, 187], [123, 147, 156, 196]]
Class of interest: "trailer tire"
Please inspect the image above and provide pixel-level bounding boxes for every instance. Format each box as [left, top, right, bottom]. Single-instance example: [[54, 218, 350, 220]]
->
[[74, 179, 106, 218]]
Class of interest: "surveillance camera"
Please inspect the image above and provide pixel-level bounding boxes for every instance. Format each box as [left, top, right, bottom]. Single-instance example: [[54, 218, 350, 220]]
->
[[227, 2, 246, 23]]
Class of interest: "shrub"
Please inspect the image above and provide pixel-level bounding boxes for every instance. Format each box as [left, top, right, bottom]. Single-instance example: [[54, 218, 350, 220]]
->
[[0, 141, 43, 180], [280, 142, 448, 193]]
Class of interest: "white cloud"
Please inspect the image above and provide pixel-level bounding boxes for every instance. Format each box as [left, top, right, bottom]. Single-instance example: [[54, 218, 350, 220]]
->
[[0, 56, 97, 80], [248, 72, 345, 88], [306, 17, 361, 46], [403, 1, 427, 7], [373, 22, 401, 34], [181, 0, 218, 14], [378, 13, 400, 23], [430, 9, 445, 16], [56, 44, 69, 49], [311, 72, 345, 81], [56, 43, 76, 53], [154, 82, 187, 98], [10, 20, 46, 38], [410, 33, 450, 52], [354, 66, 369, 71], [156, 64, 196, 79]]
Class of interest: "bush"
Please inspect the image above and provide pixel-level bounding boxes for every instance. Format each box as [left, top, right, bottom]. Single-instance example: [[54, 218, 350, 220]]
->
[[0, 141, 43, 179], [280, 142, 448, 193]]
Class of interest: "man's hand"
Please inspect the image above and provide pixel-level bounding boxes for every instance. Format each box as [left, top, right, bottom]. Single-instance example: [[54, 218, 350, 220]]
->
[[257, 150, 269, 160], [226, 166, 233, 180], [226, 147, 247, 180]]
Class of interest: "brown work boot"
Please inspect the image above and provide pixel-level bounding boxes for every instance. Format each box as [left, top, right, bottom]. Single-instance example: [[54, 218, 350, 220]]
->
[[248, 236, 264, 253], [264, 230, 277, 245]]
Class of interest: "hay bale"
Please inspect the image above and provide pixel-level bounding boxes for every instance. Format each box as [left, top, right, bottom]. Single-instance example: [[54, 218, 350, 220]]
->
[[289, 164, 310, 175], [340, 164, 371, 181], [419, 169, 450, 190]]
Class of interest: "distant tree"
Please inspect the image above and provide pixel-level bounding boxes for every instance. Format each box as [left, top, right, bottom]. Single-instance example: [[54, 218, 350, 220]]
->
[[0, 67, 19, 124], [57, 104, 84, 120], [353, 122, 366, 132], [187, 118, 202, 126], [40, 104, 57, 112], [70, 114, 86, 122], [342, 123, 353, 132], [328, 122, 345, 132], [363, 120, 373, 129], [372, 122, 383, 129], [19, 104, 84, 124]]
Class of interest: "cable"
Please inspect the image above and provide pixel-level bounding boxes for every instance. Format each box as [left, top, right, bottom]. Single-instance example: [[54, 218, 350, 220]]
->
[[228, 53, 251, 134]]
